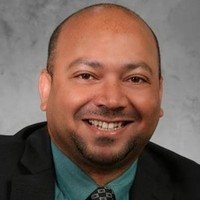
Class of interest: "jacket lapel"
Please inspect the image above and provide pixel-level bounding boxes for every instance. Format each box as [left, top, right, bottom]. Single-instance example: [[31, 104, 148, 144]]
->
[[130, 144, 173, 200], [10, 171, 54, 200], [10, 125, 55, 200]]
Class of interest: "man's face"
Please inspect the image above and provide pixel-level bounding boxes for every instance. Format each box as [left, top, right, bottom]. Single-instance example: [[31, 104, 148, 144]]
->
[[39, 14, 163, 169]]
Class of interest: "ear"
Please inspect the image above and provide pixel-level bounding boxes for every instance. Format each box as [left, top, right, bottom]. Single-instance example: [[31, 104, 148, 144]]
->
[[38, 69, 52, 111], [159, 77, 164, 118]]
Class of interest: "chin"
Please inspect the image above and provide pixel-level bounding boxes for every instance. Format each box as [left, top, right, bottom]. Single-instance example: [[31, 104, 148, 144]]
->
[[71, 132, 143, 168]]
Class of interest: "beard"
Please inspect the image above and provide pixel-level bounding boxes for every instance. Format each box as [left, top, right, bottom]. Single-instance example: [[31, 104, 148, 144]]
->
[[70, 131, 141, 169]]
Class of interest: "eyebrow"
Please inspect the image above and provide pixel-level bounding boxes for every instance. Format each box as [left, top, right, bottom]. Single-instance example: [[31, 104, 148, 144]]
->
[[68, 57, 153, 75], [68, 58, 103, 69], [123, 62, 153, 75]]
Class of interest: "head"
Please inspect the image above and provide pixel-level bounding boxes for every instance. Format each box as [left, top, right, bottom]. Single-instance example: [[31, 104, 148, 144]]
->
[[39, 3, 163, 170]]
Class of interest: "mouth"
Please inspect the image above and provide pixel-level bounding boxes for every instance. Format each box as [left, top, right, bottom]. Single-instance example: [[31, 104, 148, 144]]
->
[[84, 119, 133, 131]]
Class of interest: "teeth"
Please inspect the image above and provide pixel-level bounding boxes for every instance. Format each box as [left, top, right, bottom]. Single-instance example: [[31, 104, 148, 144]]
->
[[108, 123, 114, 129], [102, 122, 107, 129], [88, 120, 124, 131]]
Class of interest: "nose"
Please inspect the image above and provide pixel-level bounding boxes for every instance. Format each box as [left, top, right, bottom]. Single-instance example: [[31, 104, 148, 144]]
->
[[94, 80, 128, 110]]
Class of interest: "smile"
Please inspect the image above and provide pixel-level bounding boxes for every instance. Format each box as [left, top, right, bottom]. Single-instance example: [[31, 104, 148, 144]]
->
[[87, 119, 131, 131]]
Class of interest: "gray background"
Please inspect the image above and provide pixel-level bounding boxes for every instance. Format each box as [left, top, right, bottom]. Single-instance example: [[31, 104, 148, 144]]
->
[[0, 0, 200, 163]]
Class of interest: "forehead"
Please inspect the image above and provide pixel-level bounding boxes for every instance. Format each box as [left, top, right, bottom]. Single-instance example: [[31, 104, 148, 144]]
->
[[61, 7, 155, 39], [54, 7, 159, 73]]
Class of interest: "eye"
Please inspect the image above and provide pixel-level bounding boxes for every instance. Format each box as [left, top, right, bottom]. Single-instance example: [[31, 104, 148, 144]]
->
[[78, 73, 94, 80], [128, 76, 148, 84]]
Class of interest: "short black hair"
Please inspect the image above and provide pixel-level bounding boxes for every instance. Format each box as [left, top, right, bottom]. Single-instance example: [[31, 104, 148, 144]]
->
[[46, 3, 161, 78]]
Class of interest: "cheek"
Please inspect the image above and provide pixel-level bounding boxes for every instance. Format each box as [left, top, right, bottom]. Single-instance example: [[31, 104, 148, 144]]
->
[[129, 88, 161, 120], [48, 83, 94, 120], [128, 90, 161, 141]]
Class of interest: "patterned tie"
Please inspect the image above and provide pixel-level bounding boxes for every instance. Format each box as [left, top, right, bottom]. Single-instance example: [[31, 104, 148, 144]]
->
[[86, 186, 116, 200]]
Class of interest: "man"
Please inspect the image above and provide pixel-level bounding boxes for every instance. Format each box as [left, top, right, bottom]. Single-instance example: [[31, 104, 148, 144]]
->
[[0, 3, 200, 200]]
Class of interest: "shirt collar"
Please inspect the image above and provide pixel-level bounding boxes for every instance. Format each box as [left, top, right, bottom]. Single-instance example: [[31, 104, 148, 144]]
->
[[51, 140, 137, 200]]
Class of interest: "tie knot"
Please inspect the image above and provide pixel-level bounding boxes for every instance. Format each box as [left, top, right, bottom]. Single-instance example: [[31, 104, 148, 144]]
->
[[88, 186, 116, 200]]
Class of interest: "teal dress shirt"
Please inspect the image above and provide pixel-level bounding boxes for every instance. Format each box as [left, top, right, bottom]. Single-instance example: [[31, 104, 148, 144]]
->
[[51, 141, 137, 200]]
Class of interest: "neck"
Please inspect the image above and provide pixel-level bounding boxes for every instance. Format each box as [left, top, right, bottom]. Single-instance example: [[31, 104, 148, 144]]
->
[[75, 156, 137, 186], [86, 165, 130, 186]]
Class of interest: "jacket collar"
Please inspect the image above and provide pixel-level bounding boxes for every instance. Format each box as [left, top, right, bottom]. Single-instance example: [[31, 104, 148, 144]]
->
[[130, 143, 173, 200], [20, 124, 53, 173], [10, 123, 55, 200]]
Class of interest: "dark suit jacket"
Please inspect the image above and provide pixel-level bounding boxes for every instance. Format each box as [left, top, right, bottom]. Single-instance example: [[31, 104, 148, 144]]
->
[[0, 122, 200, 200]]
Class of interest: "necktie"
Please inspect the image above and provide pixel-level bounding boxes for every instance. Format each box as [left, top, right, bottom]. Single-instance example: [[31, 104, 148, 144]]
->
[[86, 186, 116, 200]]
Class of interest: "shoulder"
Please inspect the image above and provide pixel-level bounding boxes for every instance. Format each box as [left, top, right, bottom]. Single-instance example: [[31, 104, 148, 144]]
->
[[142, 142, 200, 197], [145, 142, 200, 174], [0, 122, 47, 173], [0, 122, 47, 150]]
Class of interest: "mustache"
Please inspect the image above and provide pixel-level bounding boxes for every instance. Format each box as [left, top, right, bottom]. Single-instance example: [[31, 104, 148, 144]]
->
[[75, 105, 140, 119]]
